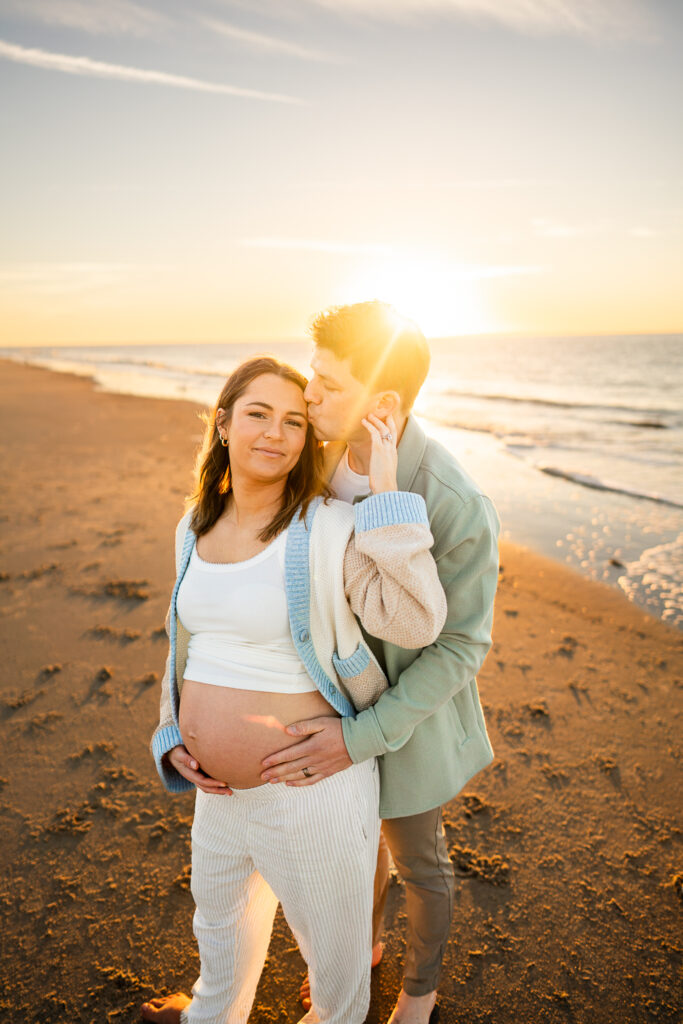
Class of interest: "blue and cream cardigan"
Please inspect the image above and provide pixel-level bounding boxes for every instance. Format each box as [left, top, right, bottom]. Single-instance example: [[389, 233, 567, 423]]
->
[[151, 490, 445, 793]]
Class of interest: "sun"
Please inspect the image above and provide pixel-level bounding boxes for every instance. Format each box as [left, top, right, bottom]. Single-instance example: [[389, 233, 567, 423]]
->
[[341, 255, 496, 337]]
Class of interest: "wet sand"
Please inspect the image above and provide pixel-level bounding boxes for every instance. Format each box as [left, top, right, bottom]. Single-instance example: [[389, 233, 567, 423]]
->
[[1, 360, 681, 1024]]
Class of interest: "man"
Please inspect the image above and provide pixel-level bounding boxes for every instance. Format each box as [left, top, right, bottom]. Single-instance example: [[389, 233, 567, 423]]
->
[[260, 300, 500, 1024]]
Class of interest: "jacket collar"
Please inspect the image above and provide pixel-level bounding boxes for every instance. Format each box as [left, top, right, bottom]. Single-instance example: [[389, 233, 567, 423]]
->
[[322, 414, 427, 492]]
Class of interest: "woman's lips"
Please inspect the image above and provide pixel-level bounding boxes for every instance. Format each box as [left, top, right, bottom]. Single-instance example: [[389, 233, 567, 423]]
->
[[254, 447, 286, 457]]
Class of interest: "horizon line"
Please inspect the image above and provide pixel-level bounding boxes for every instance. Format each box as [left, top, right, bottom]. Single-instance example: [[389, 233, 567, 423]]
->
[[2, 328, 682, 350]]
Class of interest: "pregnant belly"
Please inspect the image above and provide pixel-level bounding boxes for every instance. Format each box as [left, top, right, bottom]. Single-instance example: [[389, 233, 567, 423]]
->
[[179, 679, 340, 789]]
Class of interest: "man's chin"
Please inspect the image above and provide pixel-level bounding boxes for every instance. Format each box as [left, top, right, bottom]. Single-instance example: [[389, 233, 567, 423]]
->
[[311, 422, 334, 442]]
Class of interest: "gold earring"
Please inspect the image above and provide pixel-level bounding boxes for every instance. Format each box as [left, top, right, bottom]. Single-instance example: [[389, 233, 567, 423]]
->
[[219, 434, 229, 448]]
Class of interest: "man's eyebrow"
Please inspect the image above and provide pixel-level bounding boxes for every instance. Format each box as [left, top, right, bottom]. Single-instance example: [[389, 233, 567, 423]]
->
[[245, 401, 305, 417]]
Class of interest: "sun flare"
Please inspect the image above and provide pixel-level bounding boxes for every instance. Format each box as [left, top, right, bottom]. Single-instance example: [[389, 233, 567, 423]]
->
[[342, 256, 496, 337]]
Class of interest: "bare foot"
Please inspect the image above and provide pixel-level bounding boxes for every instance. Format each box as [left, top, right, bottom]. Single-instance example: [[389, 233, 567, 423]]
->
[[140, 992, 191, 1023], [299, 942, 383, 1010], [386, 988, 437, 1024]]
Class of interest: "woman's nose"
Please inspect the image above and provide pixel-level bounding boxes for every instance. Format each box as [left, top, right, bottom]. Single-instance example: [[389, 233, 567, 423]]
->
[[263, 419, 283, 438]]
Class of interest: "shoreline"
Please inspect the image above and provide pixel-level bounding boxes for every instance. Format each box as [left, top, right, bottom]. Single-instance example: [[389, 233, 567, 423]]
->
[[2, 353, 679, 629], [1, 360, 682, 1024]]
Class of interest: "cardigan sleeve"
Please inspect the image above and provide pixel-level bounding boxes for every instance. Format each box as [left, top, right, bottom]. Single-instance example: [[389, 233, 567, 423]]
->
[[149, 600, 192, 792], [149, 513, 195, 793], [342, 491, 447, 649], [342, 492, 499, 763]]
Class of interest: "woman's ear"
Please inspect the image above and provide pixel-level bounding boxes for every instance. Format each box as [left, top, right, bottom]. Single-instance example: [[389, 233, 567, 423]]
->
[[215, 408, 229, 442]]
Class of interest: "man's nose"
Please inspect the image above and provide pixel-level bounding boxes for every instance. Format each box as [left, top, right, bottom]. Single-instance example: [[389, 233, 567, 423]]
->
[[303, 380, 319, 404]]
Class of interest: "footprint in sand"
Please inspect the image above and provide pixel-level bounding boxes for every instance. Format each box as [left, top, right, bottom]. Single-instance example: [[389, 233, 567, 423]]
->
[[136, 671, 158, 689], [25, 710, 64, 733], [38, 663, 62, 680], [82, 667, 114, 703], [524, 700, 550, 721], [18, 562, 62, 580], [70, 579, 150, 602], [539, 762, 569, 786], [461, 792, 493, 818], [50, 539, 78, 550], [554, 635, 580, 658], [3, 689, 46, 713], [87, 625, 141, 644], [449, 844, 510, 886], [103, 580, 150, 601]]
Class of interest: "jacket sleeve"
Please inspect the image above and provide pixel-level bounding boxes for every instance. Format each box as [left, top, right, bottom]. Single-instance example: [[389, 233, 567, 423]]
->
[[342, 491, 447, 649], [342, 493, 499, 763]]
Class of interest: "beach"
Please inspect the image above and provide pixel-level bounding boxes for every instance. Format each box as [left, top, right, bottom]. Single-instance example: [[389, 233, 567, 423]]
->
[[1, 359, 681, 1024]]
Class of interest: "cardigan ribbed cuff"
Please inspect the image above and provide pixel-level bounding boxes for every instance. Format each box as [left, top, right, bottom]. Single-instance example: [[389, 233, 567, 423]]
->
[[152, 724, 195, 794], [342, 707, 389, 762], [354, 491, 429, 532]]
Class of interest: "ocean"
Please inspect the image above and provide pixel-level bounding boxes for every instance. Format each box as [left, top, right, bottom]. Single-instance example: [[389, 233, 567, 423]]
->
[[3, 334, 681, 629]]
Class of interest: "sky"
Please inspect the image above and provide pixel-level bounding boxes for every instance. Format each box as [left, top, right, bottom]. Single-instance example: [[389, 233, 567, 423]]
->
[[0, 0, 681, 345]]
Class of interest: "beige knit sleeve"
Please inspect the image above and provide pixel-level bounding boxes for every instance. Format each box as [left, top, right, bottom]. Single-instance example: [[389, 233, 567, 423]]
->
[[150, 602, 176, 750], [343, 522, 447, 649]]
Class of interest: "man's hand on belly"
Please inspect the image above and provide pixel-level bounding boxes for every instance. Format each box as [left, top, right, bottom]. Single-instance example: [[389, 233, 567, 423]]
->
[[260, 717, 352, 785]]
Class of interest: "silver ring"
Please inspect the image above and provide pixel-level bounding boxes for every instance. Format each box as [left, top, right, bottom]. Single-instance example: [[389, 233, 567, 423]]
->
[[302, 767, 313, 778], [382, 433, 393, 442]]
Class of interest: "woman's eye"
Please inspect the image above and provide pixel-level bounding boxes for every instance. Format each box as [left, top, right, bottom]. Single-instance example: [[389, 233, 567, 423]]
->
[[248, 411, 266, 418], [286, 420, 304, 428]]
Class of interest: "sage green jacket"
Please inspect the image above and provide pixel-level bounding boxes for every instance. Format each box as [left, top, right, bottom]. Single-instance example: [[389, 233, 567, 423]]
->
[[333, 416, 500, 818]]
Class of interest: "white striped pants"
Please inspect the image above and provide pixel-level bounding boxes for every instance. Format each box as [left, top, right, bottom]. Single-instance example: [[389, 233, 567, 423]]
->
[[179, 759, 380, 1024]]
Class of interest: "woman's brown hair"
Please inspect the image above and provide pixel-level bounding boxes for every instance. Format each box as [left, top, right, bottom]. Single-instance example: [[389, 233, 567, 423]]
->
[[189, 357, 328, 541]]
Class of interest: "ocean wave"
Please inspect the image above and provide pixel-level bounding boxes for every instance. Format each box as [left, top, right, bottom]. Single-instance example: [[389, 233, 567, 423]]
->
[[618, 419, 669, 429], [537, 466, 683, 509], [438, 388, 675, 421], [90, 355, 230, 379], [618, 534, 683, 629], [4, 348, 234, 381], [504, 441, 682, 468]]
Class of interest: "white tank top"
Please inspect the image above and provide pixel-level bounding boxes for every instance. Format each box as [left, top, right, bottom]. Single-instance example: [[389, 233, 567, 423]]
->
[[176, 529, 316, 694]]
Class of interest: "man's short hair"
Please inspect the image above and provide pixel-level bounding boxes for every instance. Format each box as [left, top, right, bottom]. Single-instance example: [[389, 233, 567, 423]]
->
[[309, 300, 430, 412]]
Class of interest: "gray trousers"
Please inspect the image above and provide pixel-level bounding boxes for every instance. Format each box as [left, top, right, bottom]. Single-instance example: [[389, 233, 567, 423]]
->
[[372, 808, 455, 997]]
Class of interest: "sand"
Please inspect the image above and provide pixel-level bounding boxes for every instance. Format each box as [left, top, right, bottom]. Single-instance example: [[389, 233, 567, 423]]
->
[[1, 359, 681, 1024]]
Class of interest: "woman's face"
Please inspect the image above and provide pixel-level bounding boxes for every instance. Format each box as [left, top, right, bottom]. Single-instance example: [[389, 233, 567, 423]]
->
[[218, 373, 309, 485]]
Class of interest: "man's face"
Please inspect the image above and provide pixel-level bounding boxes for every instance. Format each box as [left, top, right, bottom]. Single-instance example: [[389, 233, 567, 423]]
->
[[303, 347, 377, 443]]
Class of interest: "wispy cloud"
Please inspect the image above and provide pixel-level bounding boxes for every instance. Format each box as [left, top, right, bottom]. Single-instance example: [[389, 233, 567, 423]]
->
[[531, 217, 605, 238], [457, 264, 544, 279], [0, 262, 169, 295], [242, 240, 545, 279], [1, 0, 169, 37], [288, 177, 545, 192], [242, 237, 392, 253], [628, 226, 661, 238], [0, 38, 304, 104], [302, 0, 656, 41], [201, 16, 344, 63]]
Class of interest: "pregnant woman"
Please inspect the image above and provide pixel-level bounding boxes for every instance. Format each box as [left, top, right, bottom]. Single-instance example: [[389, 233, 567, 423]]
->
[[141, 356, 446, 1024]]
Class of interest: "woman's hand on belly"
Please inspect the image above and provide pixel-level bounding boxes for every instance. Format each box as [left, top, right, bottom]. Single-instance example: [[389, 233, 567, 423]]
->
[[164, 744, 234, 795]]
